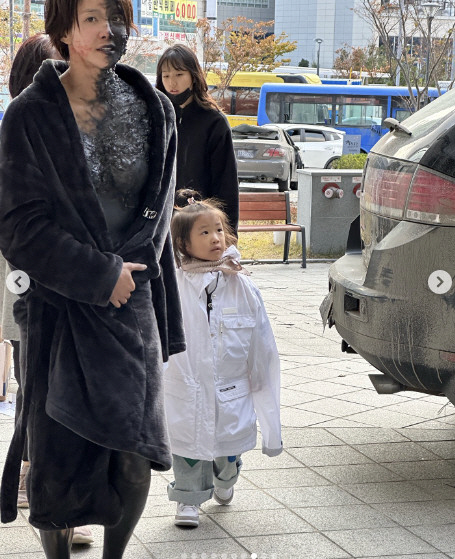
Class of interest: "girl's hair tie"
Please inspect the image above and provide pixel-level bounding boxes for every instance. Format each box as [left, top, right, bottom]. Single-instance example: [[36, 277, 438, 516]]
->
[[187, 196, 196, 205]]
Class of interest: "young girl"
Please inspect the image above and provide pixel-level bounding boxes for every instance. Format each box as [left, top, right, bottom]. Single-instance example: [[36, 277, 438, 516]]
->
[[166, 189, 282, 527], [155, 44, 239, 232]]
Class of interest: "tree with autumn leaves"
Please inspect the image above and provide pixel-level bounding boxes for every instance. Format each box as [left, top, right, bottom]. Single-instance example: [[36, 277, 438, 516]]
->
[[0, 7, 44, 94], [0, 6, 45, 114], [196, 16, 297, 92], [353, 0, 455, 108], [333, 44, 390, 82]]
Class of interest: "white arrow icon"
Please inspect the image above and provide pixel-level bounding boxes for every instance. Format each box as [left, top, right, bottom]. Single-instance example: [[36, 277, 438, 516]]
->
[[6, 270, 30, 295], [428, 270, 452, 294]]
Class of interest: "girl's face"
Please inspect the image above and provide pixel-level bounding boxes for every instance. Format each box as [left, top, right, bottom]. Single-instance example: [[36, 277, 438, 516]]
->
[[161, 63, 193, 96], [63, 0, 128, 70], [186, 212, 226, 261]]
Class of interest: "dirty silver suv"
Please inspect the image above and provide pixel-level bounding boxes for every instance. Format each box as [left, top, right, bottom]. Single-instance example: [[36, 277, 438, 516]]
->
[[323, 88, 455, 404]]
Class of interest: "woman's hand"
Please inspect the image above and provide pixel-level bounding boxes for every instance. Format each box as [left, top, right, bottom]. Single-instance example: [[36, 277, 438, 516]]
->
[[109, 262, 147, 308]]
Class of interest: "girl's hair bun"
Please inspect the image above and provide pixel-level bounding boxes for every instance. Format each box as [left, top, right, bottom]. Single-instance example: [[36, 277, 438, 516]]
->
[[174, 188, 202, 208]]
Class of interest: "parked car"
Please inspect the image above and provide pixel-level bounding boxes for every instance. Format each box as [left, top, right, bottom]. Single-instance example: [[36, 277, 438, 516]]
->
[[322, 88, 455, 405], [232, 124, 301, 191], [275, 123, 344, 169]]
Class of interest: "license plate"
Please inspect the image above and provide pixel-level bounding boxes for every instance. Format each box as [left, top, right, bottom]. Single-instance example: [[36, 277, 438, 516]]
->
[[237, 149, 254, 158]]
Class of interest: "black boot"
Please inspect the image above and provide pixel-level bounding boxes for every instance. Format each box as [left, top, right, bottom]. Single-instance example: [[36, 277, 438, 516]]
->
[[102, 452, 151, 559], [39, 527, 73, 559]]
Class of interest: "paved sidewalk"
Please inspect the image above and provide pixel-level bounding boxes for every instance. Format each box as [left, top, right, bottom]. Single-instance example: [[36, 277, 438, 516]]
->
[[2, 262, 455, 558]]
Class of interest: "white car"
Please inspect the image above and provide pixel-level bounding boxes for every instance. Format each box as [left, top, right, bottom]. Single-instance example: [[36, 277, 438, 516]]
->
[[275, 124, 345, 169]]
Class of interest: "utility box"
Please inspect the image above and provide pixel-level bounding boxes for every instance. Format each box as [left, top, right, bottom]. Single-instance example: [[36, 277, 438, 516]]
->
[[297, 169, 362, 255]]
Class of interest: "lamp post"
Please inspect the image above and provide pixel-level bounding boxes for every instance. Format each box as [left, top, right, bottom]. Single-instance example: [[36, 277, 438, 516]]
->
[[9, 0, 14, 62], [314, 38, 323, 76], [420, 0, 443, 101], [23, 0, 31, 42]]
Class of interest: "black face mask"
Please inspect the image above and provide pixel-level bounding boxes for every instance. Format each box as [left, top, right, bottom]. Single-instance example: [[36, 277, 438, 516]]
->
[[165, 88, 192, 106]]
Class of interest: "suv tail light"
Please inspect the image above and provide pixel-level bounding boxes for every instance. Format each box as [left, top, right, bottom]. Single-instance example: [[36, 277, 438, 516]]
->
[[263, 147, 286, 158], [406, 168, 455, 224], [362, 154, 415, 219]]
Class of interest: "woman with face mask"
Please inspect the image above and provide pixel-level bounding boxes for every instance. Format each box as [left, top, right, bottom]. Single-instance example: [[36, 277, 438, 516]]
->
[[0, 1, 185, 558], [156, 44, 239, 232]]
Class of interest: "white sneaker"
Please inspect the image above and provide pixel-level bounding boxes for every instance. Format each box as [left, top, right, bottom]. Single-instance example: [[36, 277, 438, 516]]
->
[[175, 503, 199, 527], [72, 526, 94, 545], [213, 486, 234, 505]]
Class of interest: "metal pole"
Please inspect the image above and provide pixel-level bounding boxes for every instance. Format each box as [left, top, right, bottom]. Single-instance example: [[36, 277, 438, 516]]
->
[[425, 14, 433, 90], [23, 0, 31, 42], [9, 0, 14, 62], [315, 38, 323, 76], [395, 0, 404, 86], [451, 29, 455, 81]]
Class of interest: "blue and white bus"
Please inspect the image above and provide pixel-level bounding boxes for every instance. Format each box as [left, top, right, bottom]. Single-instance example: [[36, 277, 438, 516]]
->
[[257, 83, 440, 152]]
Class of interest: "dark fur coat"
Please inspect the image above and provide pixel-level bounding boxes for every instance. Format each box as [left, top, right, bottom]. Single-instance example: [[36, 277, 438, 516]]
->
[[0, 60, 185, 529]]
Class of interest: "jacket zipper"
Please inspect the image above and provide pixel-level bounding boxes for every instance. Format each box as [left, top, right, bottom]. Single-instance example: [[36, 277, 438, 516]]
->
[[218, 320, 224, 360]]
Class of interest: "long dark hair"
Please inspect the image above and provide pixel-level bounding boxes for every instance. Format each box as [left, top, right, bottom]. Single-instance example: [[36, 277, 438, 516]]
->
[[9, 33, 62, 99], [155, 44, 220, 112]]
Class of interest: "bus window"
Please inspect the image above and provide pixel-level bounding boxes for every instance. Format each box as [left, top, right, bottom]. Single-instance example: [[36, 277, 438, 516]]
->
[[394, 108, 412, 122], [391, 97, 413, 122], [206, 71, 285, 126], [234, 87, 261, 116], [287, 95, 330, 124], [265, 92, 331, 124], [209, 87, 233, 114], [335, 96, 386, 126]]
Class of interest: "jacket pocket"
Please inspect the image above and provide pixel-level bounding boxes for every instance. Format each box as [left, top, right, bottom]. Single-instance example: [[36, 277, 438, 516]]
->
[[216, 378, 256, 441], [164, 379, 198, 444], [219, 315, 256, 367]]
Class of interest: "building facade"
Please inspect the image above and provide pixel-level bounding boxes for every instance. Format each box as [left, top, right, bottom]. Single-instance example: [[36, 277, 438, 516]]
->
[[274, 0, 372, 68], [217, 0, 275, 33]]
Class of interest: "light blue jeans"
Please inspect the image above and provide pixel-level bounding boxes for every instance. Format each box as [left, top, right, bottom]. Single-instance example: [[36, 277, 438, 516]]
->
[[167, 454, 242, 506]]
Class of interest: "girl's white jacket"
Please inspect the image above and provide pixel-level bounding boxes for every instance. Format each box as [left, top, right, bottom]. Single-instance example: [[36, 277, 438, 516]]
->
[[165, 258, 282, 461]]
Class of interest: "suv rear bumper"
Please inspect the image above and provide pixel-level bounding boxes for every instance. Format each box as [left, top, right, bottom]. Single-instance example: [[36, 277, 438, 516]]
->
[[327, 240, 455, 403]]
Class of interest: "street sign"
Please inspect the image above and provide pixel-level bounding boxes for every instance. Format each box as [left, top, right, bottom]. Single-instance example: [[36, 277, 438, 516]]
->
[[342, 135, 361, 155]]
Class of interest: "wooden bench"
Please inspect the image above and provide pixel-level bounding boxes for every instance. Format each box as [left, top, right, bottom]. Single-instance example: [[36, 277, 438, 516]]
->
[[238, 191, 306, 268]]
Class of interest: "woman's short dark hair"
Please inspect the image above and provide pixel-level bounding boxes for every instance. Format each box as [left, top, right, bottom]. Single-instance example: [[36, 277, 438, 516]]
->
[[155, 44, 220, 112], [45, 0, 135, 60], [9, 33, 62, 99]]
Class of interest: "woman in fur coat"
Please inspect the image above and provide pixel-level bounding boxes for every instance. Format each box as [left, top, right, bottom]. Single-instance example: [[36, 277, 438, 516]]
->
[[0, 0, 185, 557]]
